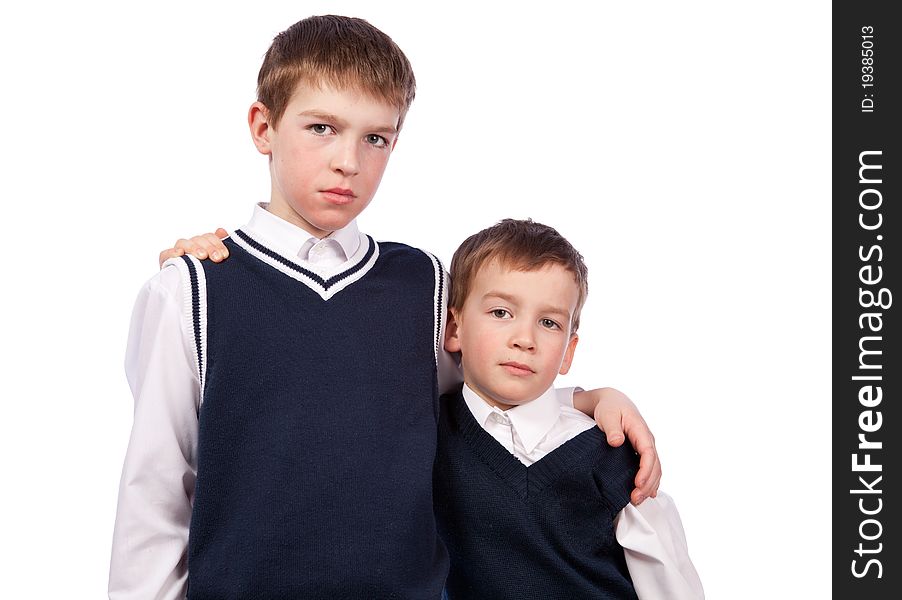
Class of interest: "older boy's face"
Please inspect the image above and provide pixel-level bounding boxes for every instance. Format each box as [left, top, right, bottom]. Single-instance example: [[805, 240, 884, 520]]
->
[[447, 261, 580, 411], [250, 83, 400, 238]]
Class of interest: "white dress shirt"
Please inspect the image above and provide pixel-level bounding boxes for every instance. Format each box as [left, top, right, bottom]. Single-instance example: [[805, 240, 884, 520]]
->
[[109, 204, 580, 599], [462, 384, 705, 600]]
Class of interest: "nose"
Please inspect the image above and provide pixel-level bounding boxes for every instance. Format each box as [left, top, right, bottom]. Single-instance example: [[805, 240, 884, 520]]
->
[[509, 324, 536, 353], [331, 138, 360, 177]]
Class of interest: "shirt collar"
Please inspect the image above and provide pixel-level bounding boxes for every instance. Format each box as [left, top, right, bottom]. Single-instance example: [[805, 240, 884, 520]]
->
[[242, 202, 361, 261], [461, 383, 561, 455], [462, 384, 498, 430]]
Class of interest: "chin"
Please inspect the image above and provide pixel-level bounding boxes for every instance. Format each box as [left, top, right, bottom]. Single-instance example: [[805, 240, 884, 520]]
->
[[491, 392, 531, 409], [308, 214, 355, 233], [323, 208, 365, 226]]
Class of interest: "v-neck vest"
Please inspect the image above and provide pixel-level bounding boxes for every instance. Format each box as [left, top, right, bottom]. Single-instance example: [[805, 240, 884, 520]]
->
[[434, 388, 639, 599], [183, 232, 448, 599]]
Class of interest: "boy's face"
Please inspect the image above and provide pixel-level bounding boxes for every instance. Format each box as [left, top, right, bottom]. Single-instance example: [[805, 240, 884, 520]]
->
[[249, 83, 401, 238], [446, 260, 580, 411]]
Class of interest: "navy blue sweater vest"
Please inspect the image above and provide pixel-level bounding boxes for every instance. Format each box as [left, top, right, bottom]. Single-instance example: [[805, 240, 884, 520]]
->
[[184, 232, 448, 599], [433, 389, 639, 599]]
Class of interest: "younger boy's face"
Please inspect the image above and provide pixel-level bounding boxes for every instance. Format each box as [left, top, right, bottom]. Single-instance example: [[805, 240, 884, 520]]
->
[[446, 261, 580, 411], [249, 83, 401, 238]]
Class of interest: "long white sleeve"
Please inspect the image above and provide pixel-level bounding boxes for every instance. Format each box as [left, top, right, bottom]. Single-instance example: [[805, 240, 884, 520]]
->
[[615, 492, 704, 600], [109, 265, 200, 600]]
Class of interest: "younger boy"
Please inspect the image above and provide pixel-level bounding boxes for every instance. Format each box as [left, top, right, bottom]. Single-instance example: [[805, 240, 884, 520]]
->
[[111, 15, 660, 599], [434, 219, 703, 599]]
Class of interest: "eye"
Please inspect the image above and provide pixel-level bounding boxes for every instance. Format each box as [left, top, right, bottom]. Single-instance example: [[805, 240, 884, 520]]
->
[[540, 318, 561, 330], [309, 124, 334, 135], [365, 134, 388, 147], [490, 308, 511, 319]]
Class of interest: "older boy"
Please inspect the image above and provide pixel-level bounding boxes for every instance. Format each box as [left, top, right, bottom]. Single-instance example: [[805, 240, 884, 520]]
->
[[435, 219, 703, 599], [111, 15, 660, 599]]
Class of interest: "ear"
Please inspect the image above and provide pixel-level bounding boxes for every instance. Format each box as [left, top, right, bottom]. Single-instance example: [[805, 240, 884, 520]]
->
[[558, 333, 579, 375], [248, 101, 272, 155], [444, 309, 461, 353]]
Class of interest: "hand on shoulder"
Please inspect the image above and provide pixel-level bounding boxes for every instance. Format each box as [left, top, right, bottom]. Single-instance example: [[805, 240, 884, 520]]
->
[[158, 228, 230, 267]]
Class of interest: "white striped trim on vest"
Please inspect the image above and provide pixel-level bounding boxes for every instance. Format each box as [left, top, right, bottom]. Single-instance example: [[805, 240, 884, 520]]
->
[[168, 235, 443, 405], [165, 254, 208, 409], [424, 251, 446, 367], [230, 229, 380, 301]]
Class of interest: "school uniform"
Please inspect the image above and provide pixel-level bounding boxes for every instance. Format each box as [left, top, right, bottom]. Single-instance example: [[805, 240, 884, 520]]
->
[[434, 384, 704, 599]]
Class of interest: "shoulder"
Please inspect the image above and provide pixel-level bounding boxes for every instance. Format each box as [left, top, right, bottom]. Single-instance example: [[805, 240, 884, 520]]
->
[[156, 254, 207, 295], [131, 256, 208, 333], [553, 414, 638, 511], [589, 434, 639, 512], [377, 240, 443, 266], [127, 260, 200, 370], [559, 405, 638, 461], [374, 240, 447, 290], [592, 431, 639, 471], [136, 258, 191, 306]]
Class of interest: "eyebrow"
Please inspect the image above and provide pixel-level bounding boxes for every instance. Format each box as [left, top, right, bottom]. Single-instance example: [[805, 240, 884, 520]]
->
[[483, 291, 572, 320], [297, 110, 398, 136]]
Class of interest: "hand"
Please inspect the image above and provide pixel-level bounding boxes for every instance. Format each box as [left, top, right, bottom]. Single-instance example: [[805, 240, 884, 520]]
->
[[158, 228, 230, 267], [574, 387, 661, 505]]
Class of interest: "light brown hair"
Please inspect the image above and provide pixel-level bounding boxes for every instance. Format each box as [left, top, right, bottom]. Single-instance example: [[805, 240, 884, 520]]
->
[[257, 15, 416, 129], [449, 219, 590, 332]]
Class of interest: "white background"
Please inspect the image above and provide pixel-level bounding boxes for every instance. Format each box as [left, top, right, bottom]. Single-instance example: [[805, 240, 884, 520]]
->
[[0, 1, 830, 597]]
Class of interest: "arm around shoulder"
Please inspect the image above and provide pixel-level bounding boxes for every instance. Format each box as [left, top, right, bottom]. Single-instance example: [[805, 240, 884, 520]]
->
[[109, 264, 200, 600], [571, 386, 661, 504]]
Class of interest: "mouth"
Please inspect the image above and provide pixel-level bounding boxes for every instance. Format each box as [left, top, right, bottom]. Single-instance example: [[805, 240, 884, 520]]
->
[[500, 361, 535, 376], [321, 188, 356, 205]]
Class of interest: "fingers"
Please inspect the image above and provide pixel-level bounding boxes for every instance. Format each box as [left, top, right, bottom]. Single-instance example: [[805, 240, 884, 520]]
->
[[594, 403, 626, 447], [174, 232, 230, 262], [628, 423, 661, 504], [591, 387, 634, 446], [199, 232, 229, 262], [593, 389, 661, 504], [158, 230, 230, 267], [586, 386, 660, 504], [631, 443, 661, 505]]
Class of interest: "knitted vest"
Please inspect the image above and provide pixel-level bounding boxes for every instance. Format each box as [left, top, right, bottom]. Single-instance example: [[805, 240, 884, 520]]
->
[[182, 231, 449, 599], [433, 389, 639, 600]]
